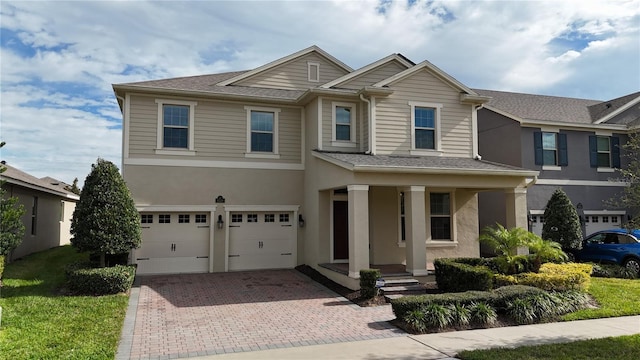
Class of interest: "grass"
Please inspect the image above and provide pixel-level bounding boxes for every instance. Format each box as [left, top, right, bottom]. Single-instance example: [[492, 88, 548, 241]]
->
[[0, 246, 129, 360], [457, 277, 640, 359]]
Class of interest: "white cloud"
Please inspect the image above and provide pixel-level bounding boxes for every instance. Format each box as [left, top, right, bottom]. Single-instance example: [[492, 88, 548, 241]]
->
[[1, 0, 639, 184]]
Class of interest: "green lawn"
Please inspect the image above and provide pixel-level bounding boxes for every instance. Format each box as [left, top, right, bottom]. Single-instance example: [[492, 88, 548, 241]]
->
[[457, 277, 640, 359], [0, 246, 129, 360]]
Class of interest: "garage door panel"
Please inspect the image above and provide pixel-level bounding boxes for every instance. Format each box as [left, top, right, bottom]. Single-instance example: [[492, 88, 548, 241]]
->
[[136, 257, 209, 275], [228, 253, 295, 271]]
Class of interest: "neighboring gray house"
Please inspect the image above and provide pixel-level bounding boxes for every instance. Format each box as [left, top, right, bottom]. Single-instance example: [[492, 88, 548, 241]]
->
[[476, 89, 639, 241], [113, 46, 537, 289], [0, 163, 79, 261]]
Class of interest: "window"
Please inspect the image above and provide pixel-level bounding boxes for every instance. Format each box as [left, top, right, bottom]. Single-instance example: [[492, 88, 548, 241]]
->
[[589, 135, 620, 169], [155, 99, 197, 154], [141, 214, 153, 224], [265, 214, 275, 223], [195, 214, 207, 223], [245, 106, 280, 157], [585, 216, 589, 223], [603, 216, 609, 223], [247, 214, 258, 223], [409, 102, 442, 154], [531, 216, 537, 223], [31, 196, 38, 235], [279, 213, 290, 223], [430, 193, 451, 240], [331, 102, 356, 146], [178, 214, 190, 223], [159, 214, 171, 223], [612, 216, 618, 223], [308, 62, 319, 82], [231, 214, 243, 223], [534, 131, 567, 167], [399, 192, 406, 242], [540, 216, 545, 223], [591, 216, 599, 223]]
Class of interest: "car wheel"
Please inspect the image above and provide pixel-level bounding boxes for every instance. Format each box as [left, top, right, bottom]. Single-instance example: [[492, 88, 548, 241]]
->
[[623, 257, 640, 276]]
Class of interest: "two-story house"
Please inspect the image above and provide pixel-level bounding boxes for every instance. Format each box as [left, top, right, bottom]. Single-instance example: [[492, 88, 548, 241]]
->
[[113, 46, 537, 289], [476, 89, 639, 244]]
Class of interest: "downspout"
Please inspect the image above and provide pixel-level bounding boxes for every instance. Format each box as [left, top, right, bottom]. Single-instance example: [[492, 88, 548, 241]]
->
[[472, 103, 484, 160], [360, 94, 372, 154], [116, 94, 126, 176]]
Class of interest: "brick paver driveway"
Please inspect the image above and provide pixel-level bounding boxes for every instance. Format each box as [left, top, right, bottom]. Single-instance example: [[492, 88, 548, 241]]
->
[[120, 269, 405, 359]]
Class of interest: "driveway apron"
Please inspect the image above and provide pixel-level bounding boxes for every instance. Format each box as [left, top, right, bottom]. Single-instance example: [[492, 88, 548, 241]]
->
[[122, 269, 405, 359]]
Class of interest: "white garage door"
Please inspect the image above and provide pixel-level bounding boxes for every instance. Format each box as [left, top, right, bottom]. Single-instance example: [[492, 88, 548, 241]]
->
[[531, 213, 623, 238], [228, 211, 296, 271], [135, 212, 210, 274]]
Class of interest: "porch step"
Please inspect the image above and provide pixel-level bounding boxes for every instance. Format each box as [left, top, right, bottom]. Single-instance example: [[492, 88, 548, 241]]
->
[[379, 284, 426, 296], [381, 278, 420, 286]]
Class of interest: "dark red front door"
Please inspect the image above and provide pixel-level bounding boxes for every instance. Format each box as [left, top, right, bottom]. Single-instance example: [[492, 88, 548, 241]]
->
[[333, 200, 349, 260]]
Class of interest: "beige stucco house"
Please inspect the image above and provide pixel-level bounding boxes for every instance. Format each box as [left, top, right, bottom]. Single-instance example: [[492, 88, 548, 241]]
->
[[113, 46, 537, 289], [0, 163, 79, 261]]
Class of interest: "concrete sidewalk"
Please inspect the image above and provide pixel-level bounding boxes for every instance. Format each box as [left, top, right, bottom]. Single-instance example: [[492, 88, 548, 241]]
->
[[192, 315, 640, 360]]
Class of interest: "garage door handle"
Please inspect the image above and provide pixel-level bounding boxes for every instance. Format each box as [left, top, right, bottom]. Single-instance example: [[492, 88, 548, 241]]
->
[[137, 258, 150, 260], [196, 256, 208, 259], [229, 255, 240, 257], [281, 253, 292, 256], [281, 225, 292, 227], [197, 225, 209, 228], [230, 225, 241, 228], [141, 226, 151, 229]]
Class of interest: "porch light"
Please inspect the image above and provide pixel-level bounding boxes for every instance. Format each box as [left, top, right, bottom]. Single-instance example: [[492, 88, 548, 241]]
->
[[217, 215, 224, 229], [298, 214, 305, 228]]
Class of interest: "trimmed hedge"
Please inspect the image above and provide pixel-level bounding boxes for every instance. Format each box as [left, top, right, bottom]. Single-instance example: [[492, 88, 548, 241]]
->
[[359, 269, 381, 299], [434, 258, 494, 292], [494, 263, 592, 291], [66, 262, 136, 295]]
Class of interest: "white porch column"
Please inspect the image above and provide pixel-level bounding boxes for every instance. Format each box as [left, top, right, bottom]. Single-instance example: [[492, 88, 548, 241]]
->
[[404, 186, 428, 276], [347, 184, 370, 278], [505, 187, 529, 255]]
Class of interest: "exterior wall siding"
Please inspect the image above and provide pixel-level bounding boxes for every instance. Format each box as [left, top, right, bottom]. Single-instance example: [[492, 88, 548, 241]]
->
[[236, 53, 349, 90], [340, 61, 407, 89], [375, 70, 473, 157], [127, 94, 302, 163]]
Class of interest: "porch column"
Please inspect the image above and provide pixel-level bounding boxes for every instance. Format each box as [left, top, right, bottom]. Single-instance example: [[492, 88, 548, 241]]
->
[[405, 186, 428, 276], [505, 187, 529, 255], [347, 185, 370, 278]]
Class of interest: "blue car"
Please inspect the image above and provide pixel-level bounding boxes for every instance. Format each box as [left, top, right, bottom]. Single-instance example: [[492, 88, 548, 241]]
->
[[571, 229, 640, 275]]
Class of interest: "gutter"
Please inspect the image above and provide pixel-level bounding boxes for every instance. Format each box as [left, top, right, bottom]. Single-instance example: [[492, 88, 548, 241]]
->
[[360, 94, 372, 154]]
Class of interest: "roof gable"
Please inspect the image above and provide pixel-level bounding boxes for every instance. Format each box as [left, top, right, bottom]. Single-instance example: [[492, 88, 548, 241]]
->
[[590, 92, 640, 124], [216, 45, 353, 87], [1, 163, 79, 200], [320, 54, 413, 89]]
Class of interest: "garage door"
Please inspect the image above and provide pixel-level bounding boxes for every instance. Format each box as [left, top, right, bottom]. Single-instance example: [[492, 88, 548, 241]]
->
[[531, 213, 623, 238], [228, 211, 296, 271], [135, 212, 210, 274]]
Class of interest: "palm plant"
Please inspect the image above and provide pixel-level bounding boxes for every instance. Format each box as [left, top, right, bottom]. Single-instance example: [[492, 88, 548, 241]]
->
[[526, 234, 568, 271], [479, 224, 535, 274]]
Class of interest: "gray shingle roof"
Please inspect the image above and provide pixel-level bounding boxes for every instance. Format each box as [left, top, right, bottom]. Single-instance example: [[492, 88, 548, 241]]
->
[[474, 89, 601, 124], [114, 71, 307, 100], [588, 91, 640, 124], [1, 163, 79, 199], [315, 151, 536, 175]]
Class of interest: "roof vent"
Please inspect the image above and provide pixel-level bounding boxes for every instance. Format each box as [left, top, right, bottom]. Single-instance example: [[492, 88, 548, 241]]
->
[[0, 160, 6, 165], [606, 103, 612, 108]]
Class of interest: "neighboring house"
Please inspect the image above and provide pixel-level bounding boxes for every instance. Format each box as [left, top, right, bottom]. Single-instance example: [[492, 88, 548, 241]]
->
[[476, 89, 639, 245], [113, 46, 537, 289], [0, 163, 79, 261]]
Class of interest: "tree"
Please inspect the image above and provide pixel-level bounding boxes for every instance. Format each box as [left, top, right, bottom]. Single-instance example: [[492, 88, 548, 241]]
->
[[611, 131, 640, 229], [541, 188, 582, 250], [65, 177, 81, 195], [71, 158, 141, 267], [0, 142, 26, 286]]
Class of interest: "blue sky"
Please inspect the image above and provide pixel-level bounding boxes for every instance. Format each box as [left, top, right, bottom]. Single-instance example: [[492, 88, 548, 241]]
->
[[1, 0, 639, 186]]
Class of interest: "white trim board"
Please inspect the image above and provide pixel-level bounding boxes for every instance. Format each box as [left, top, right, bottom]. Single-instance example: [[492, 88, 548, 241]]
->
[[124, 157, 304, 170], [535, 179, 628, 187]]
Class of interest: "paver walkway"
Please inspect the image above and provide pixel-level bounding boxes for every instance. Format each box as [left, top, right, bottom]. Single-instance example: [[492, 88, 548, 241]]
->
[[120, 270, 404, 359]]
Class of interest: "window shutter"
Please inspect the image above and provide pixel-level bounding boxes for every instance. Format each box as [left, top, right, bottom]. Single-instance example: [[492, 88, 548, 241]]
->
[[534, 132, 543, 165], [558, 133, 568, 166], [589, 135, 598, 167], [611, 136, 621, 168]]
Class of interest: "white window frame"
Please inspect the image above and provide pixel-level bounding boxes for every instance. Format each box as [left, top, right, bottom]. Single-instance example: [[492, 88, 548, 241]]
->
[[155, 99, 197, 156], [409, 101, 443, 156], [331, 101, 357, 147], [426, 191, 456, 244], [245, 106, 280, 159], [308, 61, 320, 82]]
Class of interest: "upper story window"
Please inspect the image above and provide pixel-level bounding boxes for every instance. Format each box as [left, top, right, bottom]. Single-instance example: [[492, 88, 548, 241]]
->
[[589, 135, 620, 170], [308, 62, 320, 82], [331, 102, 356, 147], [534, 131, 567, 168], [245, 106, 280, 158], [409, 102, 442, 155], [155, 99, 197, 155]]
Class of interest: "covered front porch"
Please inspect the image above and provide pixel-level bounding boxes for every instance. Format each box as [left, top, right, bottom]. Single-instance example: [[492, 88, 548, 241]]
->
[[306, 152, 538, 290]]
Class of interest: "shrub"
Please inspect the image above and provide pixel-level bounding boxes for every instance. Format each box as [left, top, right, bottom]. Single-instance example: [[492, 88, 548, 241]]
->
[[0, 255, 4, 280], [391, 291, 496, 320], [470, 302, 497, 326], [541, 189, 582, 251], [505, 297, 536, 324], [553, 290, 590, 313], [491, 285, 548, 308], [528, 292, 559, 319], [359, 269, 381, 299], [66, 262, 136, 295], [448, 303, 471, 327], [591, 263, 638, 279], [503, 263, 592, 292], [422, 303, 452, 329], [403, 309, 427, 333], [434, 258, 494, 292], [494, 273, 518, 287]]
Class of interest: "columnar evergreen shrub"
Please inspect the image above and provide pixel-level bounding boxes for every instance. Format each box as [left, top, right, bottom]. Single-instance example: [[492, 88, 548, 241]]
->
[[542, 189, 582, 250], [359, 269, 381, 299], [71, 159, 141, 267]]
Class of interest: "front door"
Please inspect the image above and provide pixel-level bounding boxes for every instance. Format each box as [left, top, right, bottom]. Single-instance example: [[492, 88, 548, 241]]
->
[[333, 200, 348, 261]]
